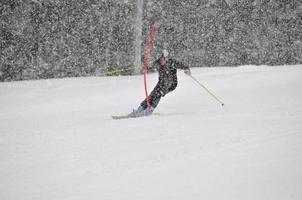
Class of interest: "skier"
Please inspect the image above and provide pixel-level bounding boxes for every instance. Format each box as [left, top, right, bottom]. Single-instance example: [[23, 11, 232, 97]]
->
[[130, 49, 191, 117]]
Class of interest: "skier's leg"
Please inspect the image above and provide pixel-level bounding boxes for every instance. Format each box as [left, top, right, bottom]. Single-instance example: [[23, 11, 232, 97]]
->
[[130, 83, 163, 116], [167, 79, 178, 94], [140, 83, 162, 109]]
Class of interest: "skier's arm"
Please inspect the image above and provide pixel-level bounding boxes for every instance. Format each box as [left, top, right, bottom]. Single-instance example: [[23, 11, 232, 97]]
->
[[173, 60, 191, 75]]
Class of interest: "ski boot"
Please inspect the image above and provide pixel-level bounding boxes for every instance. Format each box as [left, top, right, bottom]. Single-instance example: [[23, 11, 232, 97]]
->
[[130, 106, 154, 117]]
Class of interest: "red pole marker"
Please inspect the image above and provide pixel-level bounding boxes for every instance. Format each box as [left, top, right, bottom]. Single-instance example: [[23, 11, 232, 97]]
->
[[143, 22, 156, 111]]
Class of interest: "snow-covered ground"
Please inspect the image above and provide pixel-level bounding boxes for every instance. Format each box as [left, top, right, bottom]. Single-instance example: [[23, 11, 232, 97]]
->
[[1, 65, 302, 200]]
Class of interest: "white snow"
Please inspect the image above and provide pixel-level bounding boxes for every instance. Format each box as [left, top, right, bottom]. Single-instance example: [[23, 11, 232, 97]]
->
[[1, 65, 302, 200]]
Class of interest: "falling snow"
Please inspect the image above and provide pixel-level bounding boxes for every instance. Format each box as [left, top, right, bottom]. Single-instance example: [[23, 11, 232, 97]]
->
[[1, 0, 302, 81], [1, 1, 302, 199]]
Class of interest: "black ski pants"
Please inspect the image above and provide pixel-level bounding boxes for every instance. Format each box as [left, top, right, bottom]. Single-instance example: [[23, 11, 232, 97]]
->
[[140, 80, 177, 109]]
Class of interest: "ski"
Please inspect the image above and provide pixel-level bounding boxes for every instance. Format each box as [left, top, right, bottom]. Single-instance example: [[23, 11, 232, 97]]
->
[[112, 113, 159, 120]]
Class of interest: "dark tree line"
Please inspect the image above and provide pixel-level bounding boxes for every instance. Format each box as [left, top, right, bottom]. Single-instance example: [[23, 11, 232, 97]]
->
[[1, 0, 136, 81], [144, 0, 302, 67], [1, 0, 301, 81]]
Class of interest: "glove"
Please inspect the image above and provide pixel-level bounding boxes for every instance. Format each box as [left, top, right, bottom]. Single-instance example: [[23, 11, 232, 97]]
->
[[184, 68, 191, 75]]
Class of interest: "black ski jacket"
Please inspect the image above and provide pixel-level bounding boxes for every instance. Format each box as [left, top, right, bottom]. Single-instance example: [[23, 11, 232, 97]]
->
[[151, 58, 189, 96]]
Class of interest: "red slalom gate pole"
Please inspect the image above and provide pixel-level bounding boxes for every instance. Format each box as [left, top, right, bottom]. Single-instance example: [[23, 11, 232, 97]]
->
[[143, 22, 156, 111]]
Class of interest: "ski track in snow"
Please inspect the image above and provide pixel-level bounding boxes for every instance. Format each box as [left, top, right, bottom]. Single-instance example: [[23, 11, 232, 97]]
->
[[1, 65, 302, 200]]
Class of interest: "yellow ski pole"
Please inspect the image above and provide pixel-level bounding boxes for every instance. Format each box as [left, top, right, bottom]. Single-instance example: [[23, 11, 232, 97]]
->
[[189, 74, 225, 106], [98, 66, 137, 76]]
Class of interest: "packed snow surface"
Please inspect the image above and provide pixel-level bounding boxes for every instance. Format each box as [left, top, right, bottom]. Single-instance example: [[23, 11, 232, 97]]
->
[[1, 66, 302, 200]]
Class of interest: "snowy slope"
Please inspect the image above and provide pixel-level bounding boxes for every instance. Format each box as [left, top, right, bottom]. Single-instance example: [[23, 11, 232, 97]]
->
[[1, 66, 302, 200]]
